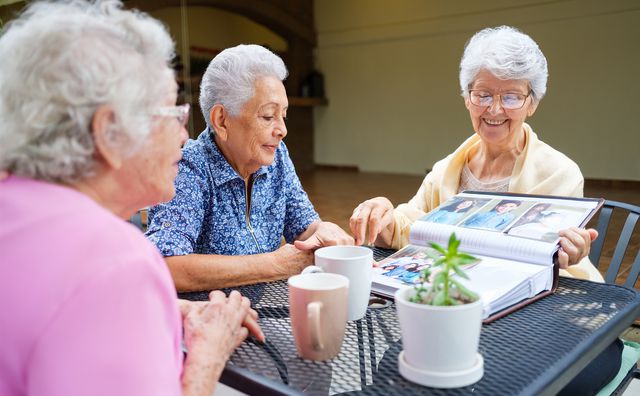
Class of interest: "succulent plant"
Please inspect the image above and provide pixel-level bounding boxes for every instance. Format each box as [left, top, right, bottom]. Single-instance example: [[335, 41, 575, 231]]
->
[[410, 233, 479, 306]]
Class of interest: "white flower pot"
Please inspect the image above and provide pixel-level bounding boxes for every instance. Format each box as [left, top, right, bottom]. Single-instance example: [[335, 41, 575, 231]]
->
[[395, 286, 484, 388]]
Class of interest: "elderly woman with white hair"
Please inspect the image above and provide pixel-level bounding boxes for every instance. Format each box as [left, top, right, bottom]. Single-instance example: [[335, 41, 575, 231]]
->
[[146, 44, 353, 291], [352, 26, 599, 277], [0, 1, 263, 395], [350, 26, 622, 395]]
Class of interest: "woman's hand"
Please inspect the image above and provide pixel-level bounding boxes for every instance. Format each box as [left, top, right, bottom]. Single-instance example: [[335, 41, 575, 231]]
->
[[180, 291, 264, 396], [349, 197, 395, 246], [179, 295, 264, 345], [272, 243, 314, 276], [182, 291, 259, 355], [294, 221, 354, 251], [557, 227, 598, 269]]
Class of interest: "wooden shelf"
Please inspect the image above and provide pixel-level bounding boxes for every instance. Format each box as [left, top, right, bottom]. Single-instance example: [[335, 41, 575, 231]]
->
[[288, 97, 328, 107]]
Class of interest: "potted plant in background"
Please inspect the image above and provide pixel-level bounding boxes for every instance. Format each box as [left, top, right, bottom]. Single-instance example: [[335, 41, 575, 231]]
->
[[395, 233, 484, 388]]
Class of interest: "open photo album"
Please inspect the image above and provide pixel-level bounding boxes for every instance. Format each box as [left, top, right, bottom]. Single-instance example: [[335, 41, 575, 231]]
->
[[372, 191, 604, 322]]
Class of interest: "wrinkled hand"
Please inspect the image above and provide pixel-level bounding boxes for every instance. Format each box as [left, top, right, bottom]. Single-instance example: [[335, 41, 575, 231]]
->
[[349, 197, 394, 245], [181, 290, 264, 362], [272, 243, 314, 277], [179, 296, 264, 344], [557, 227, 598, 269], [294, 221, 354, 251]]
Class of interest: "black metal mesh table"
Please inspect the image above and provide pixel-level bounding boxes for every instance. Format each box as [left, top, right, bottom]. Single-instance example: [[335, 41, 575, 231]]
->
[[179, 248, 640, 396]]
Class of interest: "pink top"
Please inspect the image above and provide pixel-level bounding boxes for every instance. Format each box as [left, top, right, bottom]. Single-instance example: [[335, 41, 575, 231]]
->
[[0, 177, 183, 396]]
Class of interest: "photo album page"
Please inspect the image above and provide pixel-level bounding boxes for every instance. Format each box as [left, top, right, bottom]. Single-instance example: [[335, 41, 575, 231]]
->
[[372, 191, 603, 320]]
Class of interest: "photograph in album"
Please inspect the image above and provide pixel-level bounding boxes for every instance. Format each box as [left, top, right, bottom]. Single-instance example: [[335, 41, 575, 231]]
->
[[372, 191, 603, 322]]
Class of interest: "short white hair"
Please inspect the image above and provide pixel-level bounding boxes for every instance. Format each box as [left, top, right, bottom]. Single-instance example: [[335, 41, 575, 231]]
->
[[0, 0, 175, 183], [199, 44, 288, 127], [459, 26, 548, 102]]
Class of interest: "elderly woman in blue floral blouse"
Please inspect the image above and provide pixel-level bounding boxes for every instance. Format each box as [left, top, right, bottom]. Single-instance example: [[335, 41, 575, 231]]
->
[[146, 45, 353, 291]]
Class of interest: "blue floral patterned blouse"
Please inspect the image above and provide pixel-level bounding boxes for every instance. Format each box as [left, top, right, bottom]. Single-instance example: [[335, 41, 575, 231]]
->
[[145, 129, 319, 256]]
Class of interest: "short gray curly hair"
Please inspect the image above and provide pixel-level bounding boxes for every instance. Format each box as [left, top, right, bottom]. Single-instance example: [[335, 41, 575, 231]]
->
[[459, 26, 548, 102], [0, 0, 175, 184], [199, 44, 288, 127]]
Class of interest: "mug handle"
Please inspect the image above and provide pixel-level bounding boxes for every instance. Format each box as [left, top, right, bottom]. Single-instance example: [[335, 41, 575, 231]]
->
[[301, 265, 324, 275], [308, 301, 324, 350]]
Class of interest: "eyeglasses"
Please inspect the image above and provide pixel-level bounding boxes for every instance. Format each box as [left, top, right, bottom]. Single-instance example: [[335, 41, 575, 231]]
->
[[152, 103, 190, 127], [468, 90, 532, 110]]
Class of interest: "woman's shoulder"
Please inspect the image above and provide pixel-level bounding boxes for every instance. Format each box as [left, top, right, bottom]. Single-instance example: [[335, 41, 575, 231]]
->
[[526, 130, 582, 173], [181, 131, 214, 165], [513, 127, 584, 195], [178, 131, 223, 186], [274, 140, 292, 162], [527, 128, 578, 162], [268, 141, 296, 176]]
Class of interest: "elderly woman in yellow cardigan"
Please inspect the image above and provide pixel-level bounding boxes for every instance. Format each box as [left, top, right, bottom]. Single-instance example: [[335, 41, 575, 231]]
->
[[352, 26, 624, 395], [350, 26, 601, 282]]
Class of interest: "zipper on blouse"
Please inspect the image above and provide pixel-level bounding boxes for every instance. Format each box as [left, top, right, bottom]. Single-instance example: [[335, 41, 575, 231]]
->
[[245, 177, 262, 253]]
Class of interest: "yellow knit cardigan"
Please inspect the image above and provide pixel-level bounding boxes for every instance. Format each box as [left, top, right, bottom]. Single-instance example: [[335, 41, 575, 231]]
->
[[391, 123, 603, 281]]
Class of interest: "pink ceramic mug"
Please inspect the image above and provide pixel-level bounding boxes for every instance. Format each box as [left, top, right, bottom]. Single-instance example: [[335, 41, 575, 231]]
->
[[288, 272, 349, 360]]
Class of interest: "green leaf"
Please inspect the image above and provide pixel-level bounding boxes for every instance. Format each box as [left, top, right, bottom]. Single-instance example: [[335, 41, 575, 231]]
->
[[420, 267, 432, 281], [432, 270, 447, 285], [447, 297, 461, 306], [459, 258, 478, 267], [408, 232, 480, 306], [429, 242, 446, 255], [458, 254, 479, 267], [433, 290, 446, 306], [451, 279, 480, 301], [426, 249, 441, 261], [450, 257, 460, 267], [452, 238, 461, 253], [432, 258, 446, 267], [448, 232, 457, 247], [458, 253, 477, 261], [447, 233, 460, 255], [452, 264, 470, 279]]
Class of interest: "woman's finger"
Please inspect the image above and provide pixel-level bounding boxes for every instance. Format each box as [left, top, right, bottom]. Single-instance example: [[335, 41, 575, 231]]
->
[[209, 290, 226, 303], [557, 249, 569, 269], [559, 236, 579, 265], [243, 315, 265, 343], [367, 204, 389, 245], [559, 227, 590, 265], [234, 327, 250, 348], [351, 204, 372, 246]]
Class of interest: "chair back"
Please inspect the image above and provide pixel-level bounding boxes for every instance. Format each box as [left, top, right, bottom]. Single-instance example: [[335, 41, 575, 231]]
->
[[129, 211, 144, 231], [589, 200, 640, 288]]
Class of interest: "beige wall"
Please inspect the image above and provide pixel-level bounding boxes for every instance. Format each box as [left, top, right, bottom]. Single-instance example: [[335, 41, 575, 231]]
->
[[314, 0, 640, 181], [149, 6, 287, 57]]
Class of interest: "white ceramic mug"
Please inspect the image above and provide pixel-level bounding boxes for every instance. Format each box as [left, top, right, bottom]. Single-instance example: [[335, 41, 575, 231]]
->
[[288, 272, 349, 361], [306, 245, 373, 321]]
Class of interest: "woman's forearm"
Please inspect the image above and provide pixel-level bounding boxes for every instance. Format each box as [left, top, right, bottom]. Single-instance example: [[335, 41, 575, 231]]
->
[[181, 350, 225, 396], [166, 246, 313, 292]]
